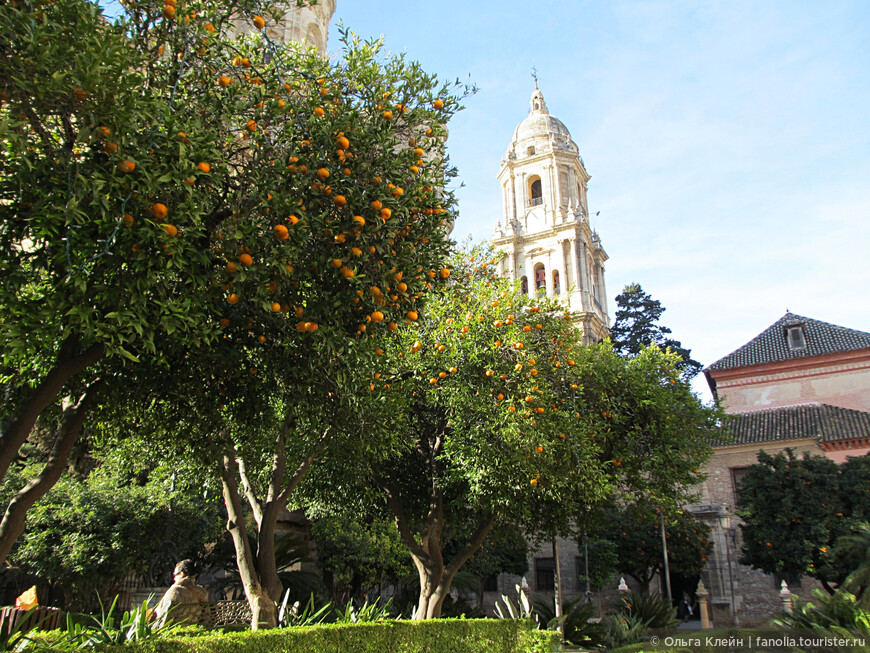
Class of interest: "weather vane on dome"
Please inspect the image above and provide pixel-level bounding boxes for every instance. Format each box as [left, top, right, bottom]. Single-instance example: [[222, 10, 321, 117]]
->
[[531, 65, 538, 89]]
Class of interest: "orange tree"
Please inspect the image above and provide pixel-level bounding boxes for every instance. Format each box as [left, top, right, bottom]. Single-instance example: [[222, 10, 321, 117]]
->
[[303, 246, 719, 619], [0, 0, 465, 571]]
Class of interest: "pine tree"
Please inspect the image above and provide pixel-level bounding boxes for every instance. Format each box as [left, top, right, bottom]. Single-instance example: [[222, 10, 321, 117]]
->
[[610, 283, 702, 378]]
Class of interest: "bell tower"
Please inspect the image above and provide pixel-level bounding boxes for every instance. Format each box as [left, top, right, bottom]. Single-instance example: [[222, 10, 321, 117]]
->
[[492, 85, 609, 343]]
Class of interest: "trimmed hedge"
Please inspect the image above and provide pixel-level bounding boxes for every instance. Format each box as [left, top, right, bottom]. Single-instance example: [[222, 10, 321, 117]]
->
[[33, 619, 560, 653]]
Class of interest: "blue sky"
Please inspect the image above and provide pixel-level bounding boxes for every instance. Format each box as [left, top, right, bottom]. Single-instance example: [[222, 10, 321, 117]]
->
[[329, 1, 870, 400]]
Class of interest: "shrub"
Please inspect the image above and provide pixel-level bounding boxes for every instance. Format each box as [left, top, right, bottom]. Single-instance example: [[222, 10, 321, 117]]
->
[[772, 588, 870, 632], [29, 619, 560, 653], [618, 591, 678, 629]]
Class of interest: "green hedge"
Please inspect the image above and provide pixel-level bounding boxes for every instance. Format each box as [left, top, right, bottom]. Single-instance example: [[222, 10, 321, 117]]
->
[[33, 619, 560, 653]]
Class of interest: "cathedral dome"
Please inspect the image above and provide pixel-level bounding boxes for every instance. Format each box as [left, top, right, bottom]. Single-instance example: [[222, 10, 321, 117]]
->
[[505, 87, 579, 159]]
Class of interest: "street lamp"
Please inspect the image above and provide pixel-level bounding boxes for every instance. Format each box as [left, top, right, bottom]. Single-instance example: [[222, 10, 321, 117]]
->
[[717, 505, 739, 626]]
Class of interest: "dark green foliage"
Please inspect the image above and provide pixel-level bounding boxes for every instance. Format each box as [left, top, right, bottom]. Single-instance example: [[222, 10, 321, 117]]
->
[[576, 536, 619, 592], [452, 522, 529, 586], [738, 450, 870, 593], [772, 589, 869, 632], [7, 468, 222, 610], [29, 619, 561, 653], [543, 599, 608, 648], [309, 515, 412, 602], [618, 591, 679, 629], [610, 283, 702, 378], [599, 507, 712, 592]]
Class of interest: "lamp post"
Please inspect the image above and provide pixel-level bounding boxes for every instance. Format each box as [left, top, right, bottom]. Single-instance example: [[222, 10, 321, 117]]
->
[[659, 510, 673, 603], [718, 505, 739, 626]]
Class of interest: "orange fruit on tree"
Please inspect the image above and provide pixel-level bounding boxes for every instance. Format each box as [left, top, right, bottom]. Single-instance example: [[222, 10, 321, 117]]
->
[[245, 120, 257, 132], [316, 168, 330, 180], [162, 4, 176, 19], [271, 302, 281, 312], [117, 160, 136, 173], [219, 318, 230, 327], [379, 208, 391, 220], [197, 162, 211, 173], [407, 310, 418, 321], [371, 311, 384, 323], [370, 200, 382, 210], [439, 268, 450, 278], [274, 224, 289, 240], [240, 253, 253, 266], [218, 75, 232, 87], [122, 213, 134, 227], [330, 258, 342, 268], [352, 216, 365, 227], [314, 107, 325, 117], [227, 293, 239, 304], [333, 195, 347, 207], [161, 223, 178, 237], [252, 15, 265, 29], [340, 266, 354, 278], [383, 110, 393, 120], [336, 135, 350, 150], [433, 99, 444, 109], [227, 262, 237, 273], [150, 203, 168, 219]]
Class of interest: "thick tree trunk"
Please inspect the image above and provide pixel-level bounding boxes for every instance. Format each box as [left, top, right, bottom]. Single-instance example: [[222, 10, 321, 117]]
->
[[221, 430, 327, 629], [219, 454, 277, 629], [0, 380, 103, 565], [381, 477, 497, 620], [0, 338, 104, 483]]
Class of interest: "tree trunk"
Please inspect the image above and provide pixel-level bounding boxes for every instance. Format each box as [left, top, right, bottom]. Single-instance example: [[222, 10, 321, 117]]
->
[[0, 338, 104, 483], [220, 432, 326, 629], [0, 380, 103, 565], [219, 454, 277, 629], [381, 479, 498, 620]]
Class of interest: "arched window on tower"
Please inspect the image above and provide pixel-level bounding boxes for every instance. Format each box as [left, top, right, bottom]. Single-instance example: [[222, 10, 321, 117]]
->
[[528, 177, 542, 207], [521, 276, 529, 295], [552, 270, 560, 295], [534, 264, 546, 296]]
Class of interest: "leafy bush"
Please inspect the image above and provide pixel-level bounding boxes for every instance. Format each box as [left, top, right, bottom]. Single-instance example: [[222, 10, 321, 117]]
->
[[773, 588, 870, 632], [27, 619, 561, 653], [618, 591, 678, 629]]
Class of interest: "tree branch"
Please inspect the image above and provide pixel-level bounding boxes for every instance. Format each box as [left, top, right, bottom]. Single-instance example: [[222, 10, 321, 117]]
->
[[275, 425, 331, 506], [0, 338, 104, 482], [236, 456, 263, 528], [0, 379, 104, 565]]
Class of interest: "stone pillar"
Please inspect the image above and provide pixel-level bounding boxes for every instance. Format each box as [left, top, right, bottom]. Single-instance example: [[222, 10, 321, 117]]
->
[[545, 250, 554, 298], [524, 256, 535, 296], [697, 580, 711, 629], [780, 581, 793, 614], [552, 243, 566, 299]]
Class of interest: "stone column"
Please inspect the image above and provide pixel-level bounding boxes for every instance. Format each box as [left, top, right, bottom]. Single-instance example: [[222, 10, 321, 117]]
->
[[780, 581, 793, 614], [524, 256, 535, 296], [545, 250, 554, 298], [697, 580, 711, 629], [552, 242, 566, 300]]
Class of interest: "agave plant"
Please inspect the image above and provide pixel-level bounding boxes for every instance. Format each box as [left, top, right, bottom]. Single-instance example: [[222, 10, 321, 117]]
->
[[66, 596, 181, 648], [772, 589, 869, 632], [617, 591, 678, 629], [278, 592, 332, 627], [494, 584, 535, 622], [0, 607, 42, 652], [334, 597, 396, 623]]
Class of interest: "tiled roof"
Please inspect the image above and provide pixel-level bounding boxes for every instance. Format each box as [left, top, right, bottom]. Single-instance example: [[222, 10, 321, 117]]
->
[[714, 403, 870, 447], [706, 312, 870, 372]]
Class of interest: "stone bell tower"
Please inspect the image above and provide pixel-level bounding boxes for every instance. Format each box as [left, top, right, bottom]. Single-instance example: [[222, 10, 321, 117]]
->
[[492, 85, 610, 343]]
